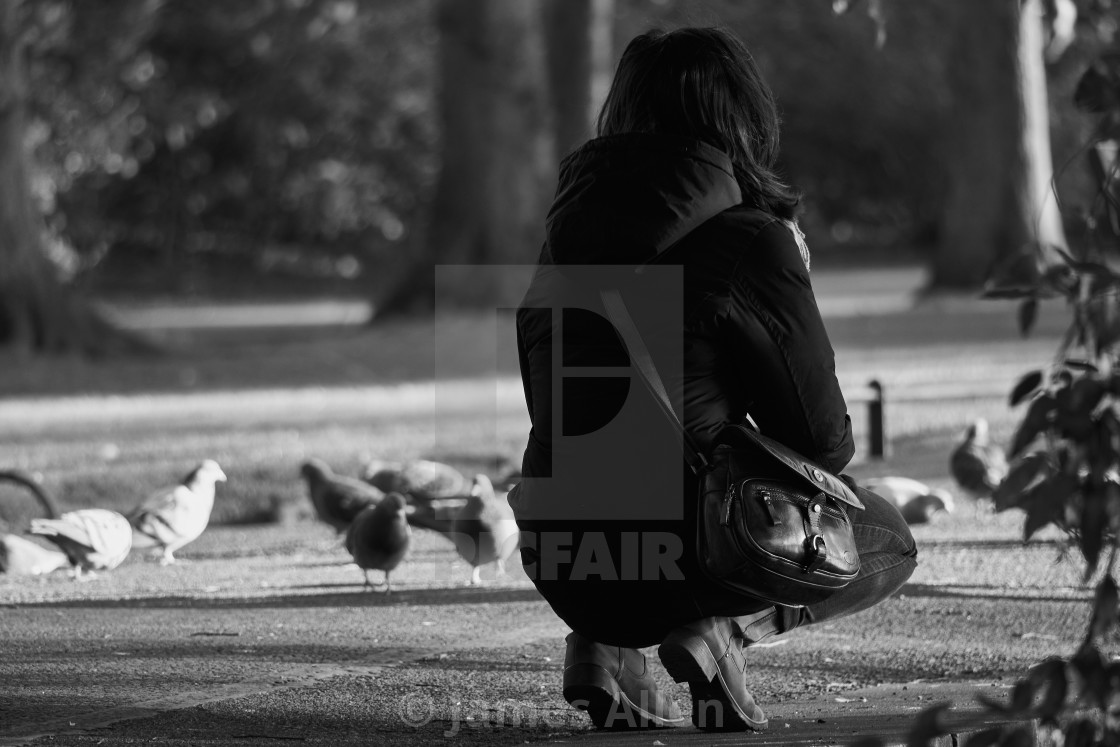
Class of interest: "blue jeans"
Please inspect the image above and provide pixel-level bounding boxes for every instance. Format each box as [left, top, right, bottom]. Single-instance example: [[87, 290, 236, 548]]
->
[[519, 486, 917, 648]]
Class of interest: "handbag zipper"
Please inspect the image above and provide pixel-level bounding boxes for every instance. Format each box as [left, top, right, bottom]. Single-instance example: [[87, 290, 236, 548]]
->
[[721, 481, 736, 526], [747, 483, 849, 522], [759, 488, 781, 525], [720, 481, 850, 527]]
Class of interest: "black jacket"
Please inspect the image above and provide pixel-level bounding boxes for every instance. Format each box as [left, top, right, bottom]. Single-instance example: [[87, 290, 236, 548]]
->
[[514, 134, 853, 516]]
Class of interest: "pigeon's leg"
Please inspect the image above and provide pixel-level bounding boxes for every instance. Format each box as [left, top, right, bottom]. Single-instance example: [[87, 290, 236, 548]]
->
[[362, 569, 372, 589], [159, 548, 176, 566], [383, 571, 392, 596], [495, 558, 507, 577], [70, 566, 97, 582], [469, 565, 483, 586]]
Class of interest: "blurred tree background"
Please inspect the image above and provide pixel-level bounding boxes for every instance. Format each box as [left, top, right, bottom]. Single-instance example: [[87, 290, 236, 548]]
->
[[0, 0, 1115, 350]]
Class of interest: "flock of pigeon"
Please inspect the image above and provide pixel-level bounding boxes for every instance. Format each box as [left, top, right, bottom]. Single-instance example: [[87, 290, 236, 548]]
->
[[0, 455, 520, 593], [0, 459, 228, 579], [300, 457, 520, 591], [0, 416, 1009, 587]]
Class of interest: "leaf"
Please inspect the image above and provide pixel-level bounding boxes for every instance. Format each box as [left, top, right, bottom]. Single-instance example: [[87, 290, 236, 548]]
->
[[1010, 394, 1057, 457], [1018, 298, 1038, 337], [1025, 658, 1068, 722], [1041, 263, 1079, 298], [1070, 645, 1108, 708], [1086, 576, 1120, 644], [1056, 377, 1108, 441], [1009, 680, 1035, 713], [1009, 370, 1044, 407], [1023, 473, 1079, 540], [1064, 359, 1100, 372], [904, 702, 951, 746], [983, 251, 1043, 299], [1079, 487, 1108, 577], [993, 452, 1052, 512]]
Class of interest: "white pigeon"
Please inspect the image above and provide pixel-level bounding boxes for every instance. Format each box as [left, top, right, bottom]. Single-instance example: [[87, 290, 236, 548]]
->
[[861, 476, 955, 525], [449, 474, 520, 585], [129, 460, 226, 565], [28, 509, 133, 578], [950, 418, 1009, 500], [0, 533, 71, 576]]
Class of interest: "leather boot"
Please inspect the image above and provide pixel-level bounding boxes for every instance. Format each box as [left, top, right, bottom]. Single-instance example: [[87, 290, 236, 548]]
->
[[657, 616, 768, 731], [562, 631, 686, 730]]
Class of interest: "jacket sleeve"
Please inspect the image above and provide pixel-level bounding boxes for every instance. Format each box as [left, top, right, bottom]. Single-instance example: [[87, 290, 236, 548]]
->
[[726, 219, 854, 473]]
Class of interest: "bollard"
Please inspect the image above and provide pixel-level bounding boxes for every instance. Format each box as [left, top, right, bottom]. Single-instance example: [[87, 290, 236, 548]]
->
[[868, 379, 886, 459]]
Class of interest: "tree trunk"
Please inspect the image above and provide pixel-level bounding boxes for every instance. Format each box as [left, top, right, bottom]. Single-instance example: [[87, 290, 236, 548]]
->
[[0, 2, 144, 355], [381, 0, 554, 315], [543, 0, 615, 163], [933, 0, 1067, 288]]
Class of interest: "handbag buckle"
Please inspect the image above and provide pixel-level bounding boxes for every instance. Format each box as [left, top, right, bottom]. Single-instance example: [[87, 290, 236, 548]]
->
[[804, 534, 827, 574]]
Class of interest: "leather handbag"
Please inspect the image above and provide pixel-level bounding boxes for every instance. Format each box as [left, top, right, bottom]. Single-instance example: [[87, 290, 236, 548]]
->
[[600, 289, 864, 607]]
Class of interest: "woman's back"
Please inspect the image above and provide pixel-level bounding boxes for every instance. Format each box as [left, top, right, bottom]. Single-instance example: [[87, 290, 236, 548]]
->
[[515, 133, 853, 521]]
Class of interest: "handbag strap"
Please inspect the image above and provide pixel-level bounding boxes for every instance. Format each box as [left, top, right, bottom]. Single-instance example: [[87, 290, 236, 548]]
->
[[600, 288, 709, 474]]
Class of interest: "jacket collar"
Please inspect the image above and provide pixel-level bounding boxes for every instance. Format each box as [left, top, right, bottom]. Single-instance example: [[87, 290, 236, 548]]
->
[[543, 133, 742, 265]]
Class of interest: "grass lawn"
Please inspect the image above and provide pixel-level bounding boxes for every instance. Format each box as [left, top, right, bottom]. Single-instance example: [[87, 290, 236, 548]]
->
[[0, 302, 1069, 538]]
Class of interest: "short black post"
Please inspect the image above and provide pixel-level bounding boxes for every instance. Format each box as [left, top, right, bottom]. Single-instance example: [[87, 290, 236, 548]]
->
[[868, 379, 886, 459]]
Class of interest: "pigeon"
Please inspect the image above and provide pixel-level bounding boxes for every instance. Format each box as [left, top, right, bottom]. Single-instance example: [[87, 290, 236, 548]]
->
[[301, 458, 384, 534], [950, 418, 1009, 499], [363, 458, 471, 502], [448, 474, 520, 585], [0, 533, 69, 575], [29, 508, 133, 578], [861, 476, 955, 525], [129, 459, 226, 565], [345, 492, 411, 593]]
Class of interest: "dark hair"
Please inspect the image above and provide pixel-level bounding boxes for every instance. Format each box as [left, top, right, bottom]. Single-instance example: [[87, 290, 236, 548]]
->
[[597, 27, 799, 219]]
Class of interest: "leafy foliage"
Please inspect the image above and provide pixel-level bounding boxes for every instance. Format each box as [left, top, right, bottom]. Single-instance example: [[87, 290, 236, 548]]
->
[[851, 1, 1120, 745], [24, 0, 436, 289]]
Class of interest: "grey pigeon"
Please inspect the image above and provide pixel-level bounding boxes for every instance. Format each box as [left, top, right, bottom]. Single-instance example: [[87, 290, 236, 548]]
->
[[345, 492, 411, 593], [301, 458, 384, 533], [949, 418, 1009, 499], [363, 458, 471, 503], [862, 476, 955, 525], [130, 459, 226, 565], [30, 508, 133, 578], [449, 474, 520, 585]]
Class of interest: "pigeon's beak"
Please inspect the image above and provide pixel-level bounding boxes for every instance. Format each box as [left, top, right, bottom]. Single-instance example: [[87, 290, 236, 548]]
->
[[216, 469, 228, 482]]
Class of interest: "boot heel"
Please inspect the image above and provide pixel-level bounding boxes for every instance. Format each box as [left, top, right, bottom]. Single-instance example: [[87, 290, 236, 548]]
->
[[563, 663, 630, 728], [658, 630, 718, 684]]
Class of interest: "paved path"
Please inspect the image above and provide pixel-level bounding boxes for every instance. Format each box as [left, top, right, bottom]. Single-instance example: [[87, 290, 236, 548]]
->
[[0, 511, 1078, 746]]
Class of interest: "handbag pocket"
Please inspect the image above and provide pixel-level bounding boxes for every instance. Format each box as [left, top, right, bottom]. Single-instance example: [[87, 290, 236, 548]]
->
[[696, 431, 862, 607], [723, 479, 860, 581]]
